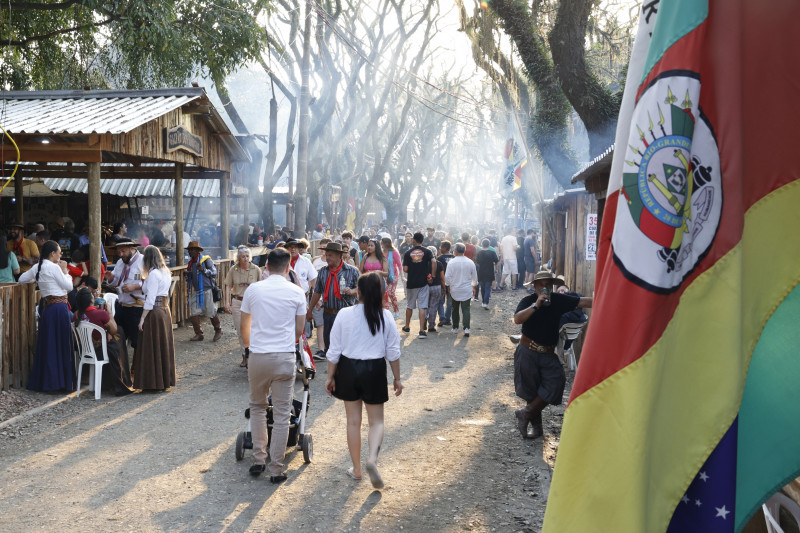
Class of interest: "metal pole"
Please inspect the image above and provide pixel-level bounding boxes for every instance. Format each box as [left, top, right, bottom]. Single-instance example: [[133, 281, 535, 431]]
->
[[220, 172, 230, 257], [174, 163, 184, 266]]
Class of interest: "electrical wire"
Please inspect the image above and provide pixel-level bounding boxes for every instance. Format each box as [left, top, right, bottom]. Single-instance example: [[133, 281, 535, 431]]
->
[[0, 124, 20, 194]]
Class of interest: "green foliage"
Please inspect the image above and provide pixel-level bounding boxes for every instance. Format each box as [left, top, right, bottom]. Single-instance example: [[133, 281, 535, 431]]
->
[[0, 0, 270, 90]]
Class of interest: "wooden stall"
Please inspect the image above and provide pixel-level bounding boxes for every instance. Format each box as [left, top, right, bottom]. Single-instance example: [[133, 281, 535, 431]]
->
[[540, 189, 598, 297], [0, 88, 250, 389]]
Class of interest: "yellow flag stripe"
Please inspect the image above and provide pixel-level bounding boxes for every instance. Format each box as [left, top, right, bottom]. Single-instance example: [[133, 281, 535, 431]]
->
[[543, 178, 800, 532]]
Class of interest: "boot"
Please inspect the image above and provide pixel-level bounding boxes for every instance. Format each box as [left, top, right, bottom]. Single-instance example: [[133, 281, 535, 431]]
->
[[517, 397, 547, 439], [190, 316, 204, 341], [211, 315, 223, 342]]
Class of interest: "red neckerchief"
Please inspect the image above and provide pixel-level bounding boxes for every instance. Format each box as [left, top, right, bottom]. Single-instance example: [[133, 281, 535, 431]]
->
[[290, 255, 299, 268], [187, 255, 198, 270], [120, 251, 139, 284], [323, 261, 344, 303], [11, 236, 23, 256]]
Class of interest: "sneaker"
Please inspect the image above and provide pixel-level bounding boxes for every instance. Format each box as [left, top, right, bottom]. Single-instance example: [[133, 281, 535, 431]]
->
[[482, 303, 489, 310], [451, 328, 458, 334], [440, 321, 451, 326], [491, 288, 503, 293], [428, 327, 437, 333], [464, 328, 470, 337], [418, 331, 427, 339], [313, 350, 326, 361]]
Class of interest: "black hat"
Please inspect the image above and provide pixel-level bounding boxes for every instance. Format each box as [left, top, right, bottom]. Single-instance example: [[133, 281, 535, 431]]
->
[[8, 222, 25, 230], [357, 235, 370, 243], [283, 238, 305, 248]]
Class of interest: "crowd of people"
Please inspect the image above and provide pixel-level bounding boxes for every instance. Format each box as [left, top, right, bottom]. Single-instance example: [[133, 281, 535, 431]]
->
[[3, 216, 591, 487]]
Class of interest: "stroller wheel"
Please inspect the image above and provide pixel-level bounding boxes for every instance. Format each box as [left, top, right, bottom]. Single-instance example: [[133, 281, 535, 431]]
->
[[301, 434, 313, 463], [235, 431, 246, 461]]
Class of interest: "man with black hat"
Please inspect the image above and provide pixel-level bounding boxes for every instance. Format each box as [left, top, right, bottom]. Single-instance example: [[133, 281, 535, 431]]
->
[[306, 242, 360, 355], [6, 222, 39, 274], [422, 227, 440, 250], [104, 239, 145, 366], [185, 241, 223, 341], [283, 238, 317, 294], [512, 269, 592, 439]]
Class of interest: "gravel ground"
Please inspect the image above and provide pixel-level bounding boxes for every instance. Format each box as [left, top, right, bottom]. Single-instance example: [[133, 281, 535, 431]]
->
[[0, 286, 572, 532], [0, 389, 51, 424]]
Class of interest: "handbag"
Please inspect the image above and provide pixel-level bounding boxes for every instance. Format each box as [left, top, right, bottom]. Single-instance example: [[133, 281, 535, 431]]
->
[[211, 282, 222, 302]]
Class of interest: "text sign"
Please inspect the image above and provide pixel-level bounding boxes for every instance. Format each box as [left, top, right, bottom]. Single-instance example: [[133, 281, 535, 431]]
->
[[586, 213, 598, 261], [141, 205, 149, 215], [164, 125, 203, 157]]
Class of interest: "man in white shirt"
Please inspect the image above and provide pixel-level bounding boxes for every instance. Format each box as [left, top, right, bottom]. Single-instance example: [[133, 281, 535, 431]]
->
[[444, 243, 478, 337], [499, 230, 520, 291], [284, 238, 318, 294], [169, 223, 191, 249], [240, 248, 307, 484], [103, 239, 145, 365]]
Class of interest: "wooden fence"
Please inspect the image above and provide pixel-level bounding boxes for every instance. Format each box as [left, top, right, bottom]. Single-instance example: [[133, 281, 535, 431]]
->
[[0, 259, 232, 391], [0, 283, 38, 391]]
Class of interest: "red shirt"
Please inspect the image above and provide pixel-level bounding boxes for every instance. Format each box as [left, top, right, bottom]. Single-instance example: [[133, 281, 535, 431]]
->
[[464, 243, 478, 261], [77, 307, 111, 344]]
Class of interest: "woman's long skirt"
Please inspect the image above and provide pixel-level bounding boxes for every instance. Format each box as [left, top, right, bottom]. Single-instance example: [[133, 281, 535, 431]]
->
[[28, 302, 75, 392], [132, 307, 176, 390]]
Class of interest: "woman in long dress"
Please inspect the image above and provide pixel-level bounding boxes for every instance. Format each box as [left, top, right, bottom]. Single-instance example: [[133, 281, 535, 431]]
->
[[19, 241, 75, 392], [325, 272, 403, 489], [133, 245, 176, 391]]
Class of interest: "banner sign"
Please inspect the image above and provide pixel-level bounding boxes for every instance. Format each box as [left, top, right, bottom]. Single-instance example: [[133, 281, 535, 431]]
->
[[164, 125, 203, 157]]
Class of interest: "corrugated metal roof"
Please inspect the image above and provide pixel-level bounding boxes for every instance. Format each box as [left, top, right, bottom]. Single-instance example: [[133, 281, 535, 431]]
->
[[42, 177, 220, 198], [571, 144, 615, 184], [0, 89, 202, 134]]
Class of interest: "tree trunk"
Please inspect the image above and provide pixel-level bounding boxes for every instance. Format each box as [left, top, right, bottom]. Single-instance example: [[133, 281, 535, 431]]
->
[[293, 0, 312, 234]]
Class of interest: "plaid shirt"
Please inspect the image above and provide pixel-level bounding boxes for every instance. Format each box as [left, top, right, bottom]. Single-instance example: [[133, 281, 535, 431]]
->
[[313, 262, 360, 310]]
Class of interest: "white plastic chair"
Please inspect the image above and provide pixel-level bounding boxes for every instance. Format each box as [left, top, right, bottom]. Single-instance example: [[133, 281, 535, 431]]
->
[[557, 322, 587, 371], [764, 492, 800, 533], [74, 322, 109, 400], [103, 292, 118, 318]]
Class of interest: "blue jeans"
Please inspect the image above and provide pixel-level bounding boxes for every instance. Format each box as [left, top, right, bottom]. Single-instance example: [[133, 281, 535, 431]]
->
[[479, 281, 493, 305], [438, 293, 453, 322]]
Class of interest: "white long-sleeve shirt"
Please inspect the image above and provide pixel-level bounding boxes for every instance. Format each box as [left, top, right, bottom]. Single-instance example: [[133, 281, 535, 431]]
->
[[326, 304, 401, 365], [110, 251, 145, 304], [444, 255, 478, 302], [18, 260, 73, 297], [141, 267, 172, 310]]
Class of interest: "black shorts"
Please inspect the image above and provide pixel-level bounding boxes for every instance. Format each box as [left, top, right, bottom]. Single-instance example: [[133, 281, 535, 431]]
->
[[513, 344, 565, 405], [333, 355, 389, 404]]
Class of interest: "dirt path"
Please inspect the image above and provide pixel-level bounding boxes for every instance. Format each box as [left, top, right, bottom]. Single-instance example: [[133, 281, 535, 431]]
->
[[0, 288, 571, 532]]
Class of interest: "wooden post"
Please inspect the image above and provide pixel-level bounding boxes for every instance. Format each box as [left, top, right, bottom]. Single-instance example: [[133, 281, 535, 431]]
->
[[14, 171, 23, 225], [87, 161, 102, 280], [220, 172, 230, 256], [174, 164, 184, 266]]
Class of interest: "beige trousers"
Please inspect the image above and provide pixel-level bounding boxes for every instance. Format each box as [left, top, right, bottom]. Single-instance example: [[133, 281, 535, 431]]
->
[[230, 298, 244, 351], [248, 351, 296, 476]]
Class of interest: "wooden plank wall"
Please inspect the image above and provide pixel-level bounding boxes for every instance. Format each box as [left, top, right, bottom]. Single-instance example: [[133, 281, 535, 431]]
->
[[0, 283, 37, 391], [110, 109, 233, 172], [541, 192, 598, 297]]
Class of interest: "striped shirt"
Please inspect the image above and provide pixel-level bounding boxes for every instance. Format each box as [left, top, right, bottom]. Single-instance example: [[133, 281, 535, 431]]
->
[[313, 262, 360, 310]]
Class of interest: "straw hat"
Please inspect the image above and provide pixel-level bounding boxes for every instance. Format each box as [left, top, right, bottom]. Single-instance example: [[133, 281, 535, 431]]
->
[[525, 269, 565, 286], [114, 239, 137, 248]]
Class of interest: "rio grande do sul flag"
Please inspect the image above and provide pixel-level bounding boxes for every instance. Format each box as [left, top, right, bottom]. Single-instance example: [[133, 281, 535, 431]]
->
[[542, 1, 800, 532]]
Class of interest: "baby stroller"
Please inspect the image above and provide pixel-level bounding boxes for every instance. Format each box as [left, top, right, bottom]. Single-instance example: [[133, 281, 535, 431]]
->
[[235, 341, 315, 463]]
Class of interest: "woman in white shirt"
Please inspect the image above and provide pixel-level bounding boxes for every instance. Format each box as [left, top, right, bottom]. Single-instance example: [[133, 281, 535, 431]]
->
[[19, 241, 76, 392], [133, 246, 176, 391], [325, 272, 403, 489]]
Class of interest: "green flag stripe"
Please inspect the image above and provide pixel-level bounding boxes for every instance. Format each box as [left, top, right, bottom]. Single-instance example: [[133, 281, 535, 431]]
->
[[735, 282, 800, 530], [639, 1, 708, 87]]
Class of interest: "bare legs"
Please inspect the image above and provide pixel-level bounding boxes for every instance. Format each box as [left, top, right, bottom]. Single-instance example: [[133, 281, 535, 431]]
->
[[344, 400, 385, 480]]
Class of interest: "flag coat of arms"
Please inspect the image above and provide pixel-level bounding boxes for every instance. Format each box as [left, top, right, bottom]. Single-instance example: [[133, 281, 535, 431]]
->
[[543, 1, 800, 532], [501, 115, 526, 196]]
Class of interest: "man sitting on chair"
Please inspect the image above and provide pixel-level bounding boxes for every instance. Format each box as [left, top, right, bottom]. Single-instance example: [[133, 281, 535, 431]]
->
[[556, 283, 587, 350]]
